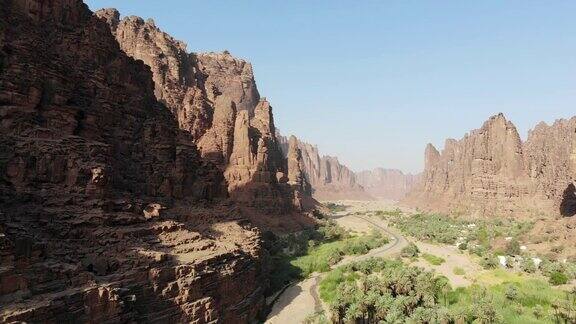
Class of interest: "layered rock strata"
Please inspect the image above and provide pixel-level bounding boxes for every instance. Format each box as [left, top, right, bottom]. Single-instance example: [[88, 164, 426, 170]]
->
[[95, 9, 308, 213], [0, 1, 311, 322], [404, 113, 576, 218], [356, 168, 420, 201]]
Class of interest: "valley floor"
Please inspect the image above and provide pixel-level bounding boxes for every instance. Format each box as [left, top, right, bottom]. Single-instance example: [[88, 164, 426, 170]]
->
[[266, 200, 408, 324]]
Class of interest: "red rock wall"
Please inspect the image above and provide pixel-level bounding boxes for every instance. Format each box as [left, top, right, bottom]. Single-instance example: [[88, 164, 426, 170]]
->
[[404, 113, 576, 218], [278, 135, 371, 201], [0, 1, 283, 322], [95, 9, 309, 213]]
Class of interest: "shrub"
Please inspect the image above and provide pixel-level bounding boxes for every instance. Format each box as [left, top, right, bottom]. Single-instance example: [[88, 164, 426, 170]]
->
[[532, 305, 545, 319], [458, 242, 468, 250], [505, 239, 521, 256], [326, 249, 343, 266], [401, 242, 420, 258], [453, 267, 466, 276], [480, 254, 499, 269], [505, 285, 519, 301], [549, 271, 569, 286], [520, 258, 536, 273]]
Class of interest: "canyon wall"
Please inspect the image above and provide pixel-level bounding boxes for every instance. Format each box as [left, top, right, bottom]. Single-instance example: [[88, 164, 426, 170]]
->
[[0, 1, 312, 323], [95, 8, 310, 213], [404, 113, 576, 218], [356, 168, 420, 201], [278, 136, 371, 201]]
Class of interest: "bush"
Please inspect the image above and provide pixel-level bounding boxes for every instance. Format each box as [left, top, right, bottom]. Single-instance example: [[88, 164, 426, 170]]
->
[[480, 254, 499, 269], [505, 285, 519, 301], [549, 271, 569, 286], [401, 242, 420, 258], [532, 305, 545, 319], [505, 239, 521, 256], [326, 249, 343, 266], [453, 267, 466, 276], [520, 258, 536, 273], [458, 242, 468, 250]]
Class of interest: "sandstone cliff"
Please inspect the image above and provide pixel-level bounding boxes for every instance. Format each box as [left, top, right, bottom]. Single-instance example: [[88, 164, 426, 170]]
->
[[404, 113, 576, 218], [95, 8, 309, 213], [278, 135, 371, 201], [0, 1, 312, 323], [356, 168, 420, 201]]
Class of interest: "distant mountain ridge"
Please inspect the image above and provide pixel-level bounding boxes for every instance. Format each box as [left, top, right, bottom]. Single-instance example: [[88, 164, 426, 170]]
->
[[278, 135, 419, 201], [356, 168, 421, 201]]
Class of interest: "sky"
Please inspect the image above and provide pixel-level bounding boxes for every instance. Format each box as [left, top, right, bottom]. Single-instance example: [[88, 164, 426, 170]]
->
[[86, 0, 576, 174]]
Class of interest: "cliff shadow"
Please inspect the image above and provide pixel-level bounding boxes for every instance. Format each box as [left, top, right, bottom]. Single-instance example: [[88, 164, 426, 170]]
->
[[560, 183, 576, 217]]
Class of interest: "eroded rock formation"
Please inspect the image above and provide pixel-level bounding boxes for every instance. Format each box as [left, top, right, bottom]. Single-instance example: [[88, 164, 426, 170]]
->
[[95, 8, 310, 213], [0, 1, 312, 323], [278, 136, 370, 201], [404, 113, 576, 218], [356, 168, 420, 201]]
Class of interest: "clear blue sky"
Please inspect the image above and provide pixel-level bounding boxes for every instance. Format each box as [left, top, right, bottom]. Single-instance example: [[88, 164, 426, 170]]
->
[[86, 0, 576, 174]]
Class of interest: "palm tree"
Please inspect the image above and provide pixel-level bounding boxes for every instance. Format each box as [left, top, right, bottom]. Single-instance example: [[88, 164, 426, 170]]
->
[[375, 294, 394, 321]]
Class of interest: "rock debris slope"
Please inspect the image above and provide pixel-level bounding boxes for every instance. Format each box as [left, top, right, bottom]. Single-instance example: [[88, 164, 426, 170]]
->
[[404, 113, 576, 218], [0, 1, 313, 323]]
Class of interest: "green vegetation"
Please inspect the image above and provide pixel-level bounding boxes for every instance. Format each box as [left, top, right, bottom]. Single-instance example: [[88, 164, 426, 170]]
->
[[448, 278, 564, 323], [324, 202, 348, 213], [266, 220, 388, 294], [291, 230, 388, 277], [374, 208, 403, 218], [320, 258, 570, 323], [400, 242, 420, 258], [385, 212, 533, 249], [549, 271, 569, 286], [319, 258, 452, 323], [422, 253, 446, 266], [453, 267, 466, 276]]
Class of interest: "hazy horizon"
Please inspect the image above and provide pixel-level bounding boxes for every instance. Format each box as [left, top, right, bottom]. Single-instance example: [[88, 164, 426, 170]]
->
[[86, 0, 576, 174]]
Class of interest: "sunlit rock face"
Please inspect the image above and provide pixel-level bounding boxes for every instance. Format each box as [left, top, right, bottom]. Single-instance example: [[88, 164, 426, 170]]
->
[[404, 113, 576, 218], [278, 135, 371, 201], [0, 2, 314, 323], [95, 8, 311, 213]]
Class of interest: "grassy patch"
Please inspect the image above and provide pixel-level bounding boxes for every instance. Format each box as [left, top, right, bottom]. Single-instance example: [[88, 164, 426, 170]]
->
[[422, 253, 446, 266], [292, 231, 389, 277], [448, 278, 564, 323], [476, 269, 528, 285], [453, 267, 466, 276]]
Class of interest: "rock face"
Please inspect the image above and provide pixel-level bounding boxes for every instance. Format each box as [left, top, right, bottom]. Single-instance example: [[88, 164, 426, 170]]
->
[[404, 113, 576, 218], [95, 8, 309, 213], [0, 1, 312, 323], [523, 117, 576, 216], [356, 168, 420, 201], [278, 136, 370, 201]]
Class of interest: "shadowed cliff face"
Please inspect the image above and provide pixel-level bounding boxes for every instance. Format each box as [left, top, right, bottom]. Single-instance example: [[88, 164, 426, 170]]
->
[[0, 1, 314, 323], [95, 8, 311, 213], [405, 114, 576, 218]]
